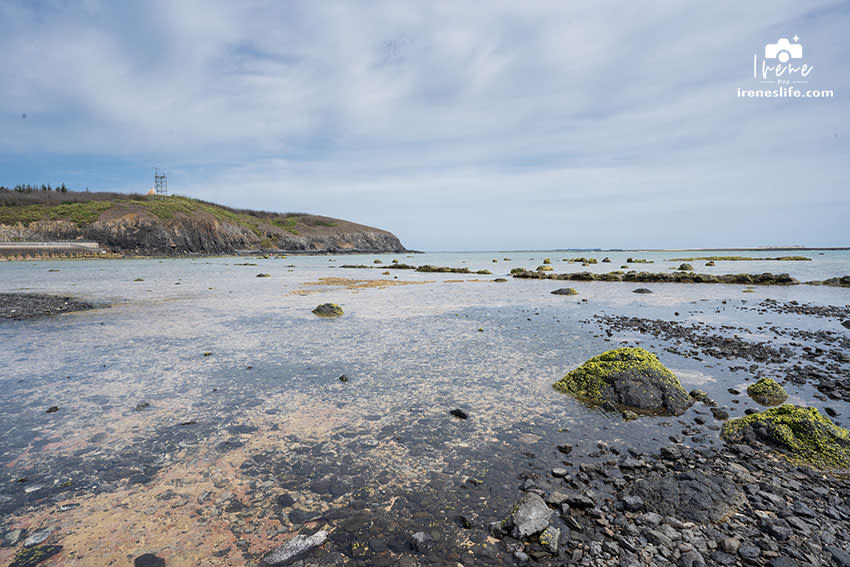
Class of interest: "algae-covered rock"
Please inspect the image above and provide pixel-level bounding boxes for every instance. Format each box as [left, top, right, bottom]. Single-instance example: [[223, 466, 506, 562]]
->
[[677, 263, 694, 271], [537, 265, 554, 272], [543, 258, 551, 264], [705, 261, 716, 266], [553, 347, 692, 416], [551, 288, 579, 296], [10, 545, 63, 567], [721, 405, 850, 469], [312, 303, 343, 317], [747, 377, 788, 406]]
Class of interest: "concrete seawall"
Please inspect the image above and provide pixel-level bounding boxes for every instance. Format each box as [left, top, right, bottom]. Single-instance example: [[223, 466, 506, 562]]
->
[[0, 240, 106, 259]]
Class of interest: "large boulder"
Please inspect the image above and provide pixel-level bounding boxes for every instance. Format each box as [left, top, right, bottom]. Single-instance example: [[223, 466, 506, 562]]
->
[[746, 377, 788, 406], [553, 348, 692, 416], [721, 405, 850, 469]]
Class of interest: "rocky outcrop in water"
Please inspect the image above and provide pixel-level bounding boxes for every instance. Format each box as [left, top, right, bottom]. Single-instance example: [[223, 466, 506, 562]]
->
[[553, 347, 693, 416]]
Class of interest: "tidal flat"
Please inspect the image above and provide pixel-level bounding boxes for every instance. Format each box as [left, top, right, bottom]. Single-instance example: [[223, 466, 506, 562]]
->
[[1, 251, 849, 566]]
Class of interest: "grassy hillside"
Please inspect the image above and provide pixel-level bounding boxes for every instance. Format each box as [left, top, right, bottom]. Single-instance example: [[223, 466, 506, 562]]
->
[[0, 191, 338, 237]]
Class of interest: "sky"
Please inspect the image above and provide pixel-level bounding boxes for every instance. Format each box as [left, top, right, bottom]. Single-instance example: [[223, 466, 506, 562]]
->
[[1, 1, 848, 251]]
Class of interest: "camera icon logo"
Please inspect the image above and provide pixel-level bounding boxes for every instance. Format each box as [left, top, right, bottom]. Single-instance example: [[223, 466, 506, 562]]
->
[[765, 38, 803, 63]]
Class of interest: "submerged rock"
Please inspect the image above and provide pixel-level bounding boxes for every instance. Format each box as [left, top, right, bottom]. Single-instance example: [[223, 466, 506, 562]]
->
[[134, 554, 166, 567], [312, 303, 343, 317], [553, 347, 692, 416], [262, 530, 328, 566], [551, 287, 579, 296], [721, 405, 850, 469], [506, 492, 552, 539], [450, 408, 469, 419], [23, 528, 51, 548], [10, 545, 63, 567], [632, 288, 652, 294], [747, 377, 788, 406]]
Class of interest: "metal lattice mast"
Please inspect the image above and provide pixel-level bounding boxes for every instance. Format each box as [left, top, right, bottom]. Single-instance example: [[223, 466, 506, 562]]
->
[[154, 168, 168, 196]]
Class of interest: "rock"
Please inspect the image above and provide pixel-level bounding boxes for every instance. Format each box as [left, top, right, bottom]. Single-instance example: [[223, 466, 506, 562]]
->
[[488, 521, 507, 539], [553, 347, 693, 416], [828, 546, 850, 567], [551, 288, 579, 296], [705, 261, 716, 266], [513, 551, 529, 563], [632, 288, 653, 294], [551, 467, 568, 478], [9, 545, 63, 566], [760, 517, 792, 540], [3, 529, 25, 547], [450, 408, 468, 419], [768, 557, 799, 567], [557, 444, 573, 455], [720, 537, 741, 554], [711, 407, 729, 420], [679, 549, 706, 567], [622, 495, 643, 512], [842, 320, 850, 330], [508, 492, 552, 538], [409, 531, 431, 552], [338, 374, 348, 382], [629, 470, 745, 523], [622, 410, 638, 421], [134, 554, 166, 567], [262, 530, 328, 565], [256, 273, 271, 278], [677, 263, 694, 271], [45, 406, 59, 414], [721, 405, 850, 469], [23, 528, 51, 548], [602, 257, 611, 263], [738, 543, 761, 560], [539, 526, 560, 554], [566, 494, 595, 509], [746, 377, 788, 406], [312, 303, 343, 317], [689, 389, 708, 401]]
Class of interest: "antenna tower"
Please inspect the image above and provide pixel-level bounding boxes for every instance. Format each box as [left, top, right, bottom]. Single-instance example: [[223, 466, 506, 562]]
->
[[154, 168, 168, 196]]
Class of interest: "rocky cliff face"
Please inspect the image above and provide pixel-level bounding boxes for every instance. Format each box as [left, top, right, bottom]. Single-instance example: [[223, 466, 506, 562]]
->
[[0, 203, 407, 256]]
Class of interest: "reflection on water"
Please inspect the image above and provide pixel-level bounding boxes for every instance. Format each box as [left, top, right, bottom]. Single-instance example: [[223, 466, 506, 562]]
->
[[0, 253, 848, 565]]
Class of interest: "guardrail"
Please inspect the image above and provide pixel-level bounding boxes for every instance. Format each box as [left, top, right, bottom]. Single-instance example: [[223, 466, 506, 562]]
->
[[0, 241, 102, 249]]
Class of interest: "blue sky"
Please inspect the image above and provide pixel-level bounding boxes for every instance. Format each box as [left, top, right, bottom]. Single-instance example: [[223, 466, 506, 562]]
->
[[1, 1, 848, 250]]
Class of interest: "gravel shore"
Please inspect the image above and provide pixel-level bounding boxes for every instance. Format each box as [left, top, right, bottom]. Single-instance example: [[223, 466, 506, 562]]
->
[[0, 293, 95, 320]]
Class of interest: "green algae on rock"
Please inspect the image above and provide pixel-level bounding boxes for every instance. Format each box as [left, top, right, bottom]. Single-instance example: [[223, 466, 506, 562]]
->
[[677, 263, 694, 271], [747, 377, 788, 406], [551, 287, 579, 296], [721, 405, 850, 469], [312, 303, 343, 317], [553, 347, 692, 416], [9, 545, 63, 567]]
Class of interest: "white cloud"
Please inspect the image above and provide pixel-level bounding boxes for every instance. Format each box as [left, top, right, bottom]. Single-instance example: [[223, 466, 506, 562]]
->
[[0, 0, 847, 249]]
